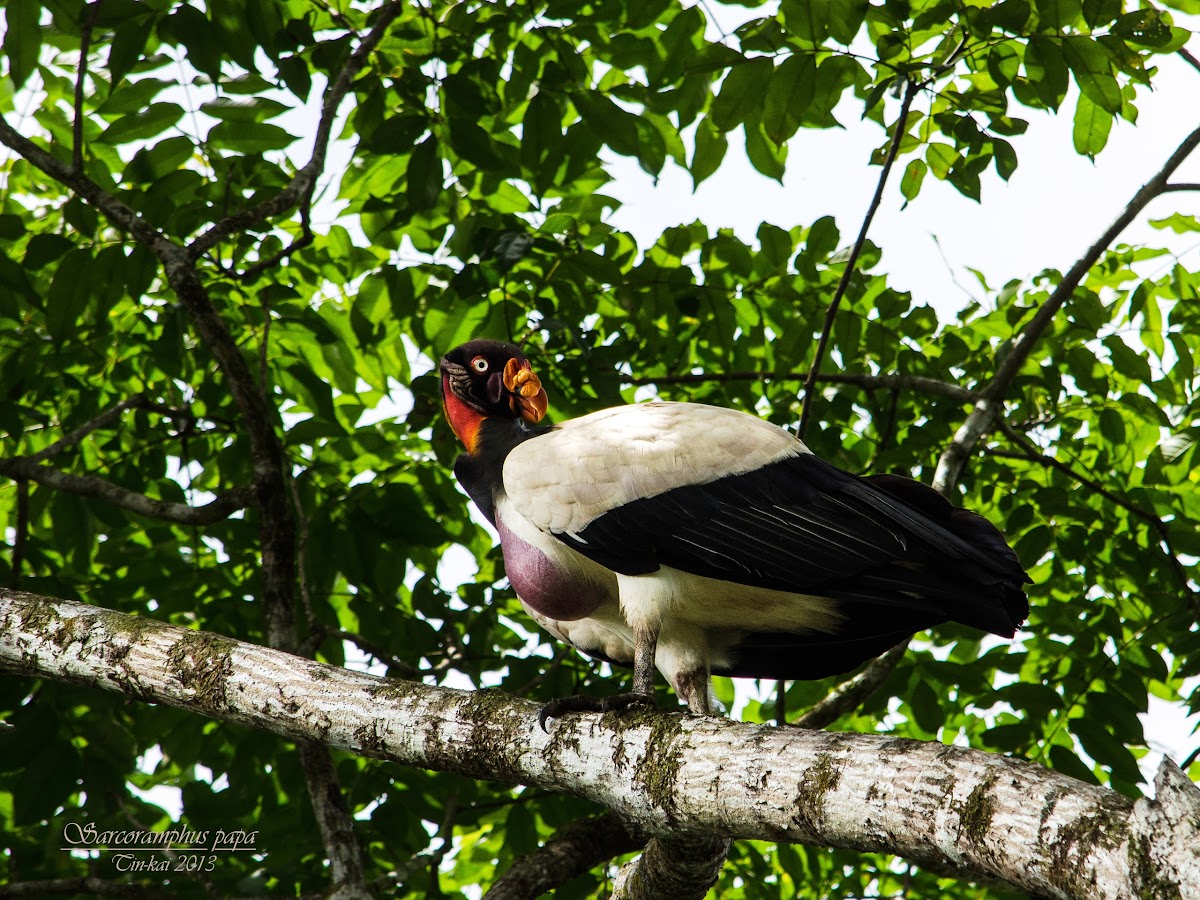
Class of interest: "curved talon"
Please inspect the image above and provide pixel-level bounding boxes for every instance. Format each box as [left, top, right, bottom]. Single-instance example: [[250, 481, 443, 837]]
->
[[538, 692, 655, 732]]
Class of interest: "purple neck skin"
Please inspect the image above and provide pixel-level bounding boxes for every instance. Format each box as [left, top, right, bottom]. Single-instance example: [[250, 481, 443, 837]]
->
[[495, 514, 609, 621]]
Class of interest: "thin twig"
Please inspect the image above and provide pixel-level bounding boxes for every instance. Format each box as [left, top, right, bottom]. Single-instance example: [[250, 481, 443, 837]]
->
[[484, 814, 645, 900], [11, 480, 28, 588], [869, 388, 902, 470], [327, 627, 419, 679], [1180, 47, 1200, 76], [427, 795, 460, 897], [0, 458, 255, 525], [0, 117, 175, 252], [287, 476, 321, 652], [792, 641, 909, 730], [24, 395, 146, 463], [933, 122, 1200, 494], [1161, 183, 1200, 193], [72, 0, 105, 174], [630, 370, 979, 403], [239, 196, 316, 281], [188, 2, 403, 259], [799, 78, 920, 439]]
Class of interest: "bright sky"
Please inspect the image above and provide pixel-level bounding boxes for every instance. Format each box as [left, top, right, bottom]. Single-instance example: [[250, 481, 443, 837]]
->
[[607, 19, 1200, 319]]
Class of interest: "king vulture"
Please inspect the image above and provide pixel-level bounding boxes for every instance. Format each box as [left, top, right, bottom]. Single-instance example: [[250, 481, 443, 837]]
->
[[440, 339, 1029, 725]]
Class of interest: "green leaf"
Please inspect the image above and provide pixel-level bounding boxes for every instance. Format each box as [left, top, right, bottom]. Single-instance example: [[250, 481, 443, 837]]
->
[[24, 233, 74, 269], [690, 118, 727, 188], [200, 97, 291, 122], [926, 143, 956, 179], [1082, 0, 1121, 27], [1034, 0, 1082, 30], [1149, 213, 1200, 234], [828, 0, 868, 44], [744, 121, 786, 182], [994, 139, 1018, 180], [908, 679, 944, 733], [900, 158, 927, 201], [1074, 719, 1143, 784], [521, 92, 562, 179], [406, 137, 442, 212], [806, 215, 839, 258], [124, 136, 195, 183], [99, 103, 185, 145], [803, 55, 862, 127], [685, 42, 746, 74], [709, 58, 773, 133], [1098, 407, 1126, 445], [1072, 92, 1112, 158], [573, 90, 641, 157], [107, 12, 155, 87], [208, 120, 295, 153], [46, 249, 94, 340], [0, 214, 25, 240], [762, 54, 816, 144], [1103, 336, 1153, 382], [1024, 37, 1070, 109], [780, 0, 829, 43], [3, 0, 41, 89], [1111, 9, 1174, 47], [1062, 36, 1122, 113]]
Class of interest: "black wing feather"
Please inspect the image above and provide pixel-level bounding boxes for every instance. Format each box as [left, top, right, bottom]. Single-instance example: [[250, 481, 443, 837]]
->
[[557, 453, 1029, 639]]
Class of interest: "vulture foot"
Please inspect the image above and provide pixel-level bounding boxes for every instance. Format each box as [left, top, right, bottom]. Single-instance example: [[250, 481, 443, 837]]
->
[[538, 692, 654, 731]]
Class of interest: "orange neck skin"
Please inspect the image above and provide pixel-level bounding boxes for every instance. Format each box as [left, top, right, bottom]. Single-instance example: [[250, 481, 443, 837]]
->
[[442, 374, 486, 455]]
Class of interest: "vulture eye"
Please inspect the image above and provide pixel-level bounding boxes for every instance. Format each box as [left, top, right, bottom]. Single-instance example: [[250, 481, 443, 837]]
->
[[470, 356, 489, 373]]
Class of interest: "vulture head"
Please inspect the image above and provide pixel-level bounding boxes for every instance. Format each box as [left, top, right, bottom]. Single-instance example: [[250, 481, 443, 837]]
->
[[440, 340, 548, 451]]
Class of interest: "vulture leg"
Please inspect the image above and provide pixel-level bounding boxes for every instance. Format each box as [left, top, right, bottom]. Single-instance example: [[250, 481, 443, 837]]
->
[[537, 625, 660, 731]]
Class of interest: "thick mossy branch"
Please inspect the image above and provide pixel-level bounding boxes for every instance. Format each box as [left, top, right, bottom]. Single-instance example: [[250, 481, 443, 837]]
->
[[2, 589, 1196, 900]]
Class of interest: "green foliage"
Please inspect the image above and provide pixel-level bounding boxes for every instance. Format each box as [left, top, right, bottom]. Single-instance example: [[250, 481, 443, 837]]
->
[[0, 0, 1197, 897]]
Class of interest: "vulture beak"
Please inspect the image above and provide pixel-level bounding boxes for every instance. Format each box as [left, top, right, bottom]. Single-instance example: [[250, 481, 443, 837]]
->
[[504, 357, 548, 424]]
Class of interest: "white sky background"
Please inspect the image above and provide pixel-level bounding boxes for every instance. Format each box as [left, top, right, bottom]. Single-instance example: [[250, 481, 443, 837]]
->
[[606, 19, 1200, 317]]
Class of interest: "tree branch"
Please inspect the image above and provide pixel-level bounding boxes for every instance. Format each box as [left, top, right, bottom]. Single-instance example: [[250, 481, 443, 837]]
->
[[3, 590, 1197, 900], [239, 202, 315, 282], [612, 835, 729, 900], [11, 479, 28, 589], [72, 0, 104, 174], [0, 458, 255, 525], [799, 78, 921, 438], [1161, 182, 1200, 193], [485, 814, 644, 900], [1180, 47, 1200, 76], [327, 627, 420, 678], [12, 393, 225, 467], [932, 122, 1200, 494], [629, 370, 979, 404], [793, 640, 909, 730], [296, 742, 370, 900], [0, 118, 177, 254], [187, 2, 403, 260]]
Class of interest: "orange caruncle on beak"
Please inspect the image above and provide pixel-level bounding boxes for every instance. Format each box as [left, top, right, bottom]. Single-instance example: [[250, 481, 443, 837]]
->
[[503, 357, 548, 423]]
